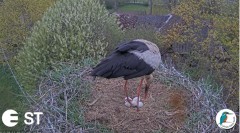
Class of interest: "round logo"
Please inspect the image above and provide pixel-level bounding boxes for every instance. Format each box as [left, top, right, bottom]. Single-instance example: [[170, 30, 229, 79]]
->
[[2, 109, 18, 127], [216, 109, 236, 129]]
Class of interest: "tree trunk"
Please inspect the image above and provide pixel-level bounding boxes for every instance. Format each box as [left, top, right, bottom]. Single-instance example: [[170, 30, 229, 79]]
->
[[114, 0, 118, 11], [149, 0, 153, 15]]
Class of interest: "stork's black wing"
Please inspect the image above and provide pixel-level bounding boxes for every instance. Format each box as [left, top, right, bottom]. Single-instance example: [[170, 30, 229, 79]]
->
[[91, 52, 154, 80], [91, 40, 154, 79]]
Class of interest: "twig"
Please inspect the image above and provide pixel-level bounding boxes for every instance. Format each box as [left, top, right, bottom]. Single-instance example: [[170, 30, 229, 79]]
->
[[1, 49, 31, 103], [87, 95, 102, 106]]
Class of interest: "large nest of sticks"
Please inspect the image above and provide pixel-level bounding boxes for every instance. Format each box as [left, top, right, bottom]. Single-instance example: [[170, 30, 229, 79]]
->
[[86, 76, 190, 133], [25, 64, 238, 132]]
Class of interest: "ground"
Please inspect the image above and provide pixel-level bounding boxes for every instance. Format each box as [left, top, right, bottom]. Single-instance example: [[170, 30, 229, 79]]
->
[[85, 74, 191, 132]]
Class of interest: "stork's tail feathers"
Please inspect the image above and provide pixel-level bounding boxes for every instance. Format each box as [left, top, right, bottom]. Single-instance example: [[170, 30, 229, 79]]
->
[[90, 59, 112, 78]]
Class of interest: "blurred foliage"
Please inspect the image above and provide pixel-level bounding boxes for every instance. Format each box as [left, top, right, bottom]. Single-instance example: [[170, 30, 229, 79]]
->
[[100, 0, 172, 15], [123, 25, 158, 44], [0, 65, 26, 131], [100, 0, 149, 13], [99, 0, 129, 10], [118, 4, 148, 14], [0, 0, 56, 62], [99, 0, 117, 10], [152, 5, 170, 15], [158, 0, 238, 110], [15, 0, 121, 91], [105, 24, 159, 54], [151, 0, 180, 15]]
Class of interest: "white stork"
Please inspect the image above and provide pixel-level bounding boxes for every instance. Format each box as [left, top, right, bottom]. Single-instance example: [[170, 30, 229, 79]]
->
[[91, 39, 162, 111]]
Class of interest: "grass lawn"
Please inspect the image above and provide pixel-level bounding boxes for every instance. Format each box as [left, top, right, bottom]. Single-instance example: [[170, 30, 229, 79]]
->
[[116, 4, 170, 15], [0, 64, 26, 131], [118, 4, 149, 13]]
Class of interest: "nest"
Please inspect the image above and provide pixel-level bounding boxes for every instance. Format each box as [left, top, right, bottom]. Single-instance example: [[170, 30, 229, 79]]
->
[[24, 64, 238, 132], [24, 65, 92, 132], [85, 76, 191, 133]]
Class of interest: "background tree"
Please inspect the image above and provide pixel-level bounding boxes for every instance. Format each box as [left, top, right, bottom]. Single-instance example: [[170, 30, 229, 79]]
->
[[0, 0, 56, 62], [158, 0, 238, 110]]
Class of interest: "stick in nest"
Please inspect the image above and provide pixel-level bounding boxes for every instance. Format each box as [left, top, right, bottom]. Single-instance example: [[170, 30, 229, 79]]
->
[[87, 95, 102, 106]]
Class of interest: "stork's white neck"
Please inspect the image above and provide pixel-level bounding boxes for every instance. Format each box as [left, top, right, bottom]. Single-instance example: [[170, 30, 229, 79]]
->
[[130, 50, 161, 69], [130, 39, 162, 69], [134, 39, 160, 53]]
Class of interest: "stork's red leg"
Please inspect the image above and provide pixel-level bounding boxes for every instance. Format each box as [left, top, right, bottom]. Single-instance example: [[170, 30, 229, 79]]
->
[[136, 78, 144, 111], [144, 85, 150, 100], [124, 80, 132, 105], [143, 74, 153, 101]]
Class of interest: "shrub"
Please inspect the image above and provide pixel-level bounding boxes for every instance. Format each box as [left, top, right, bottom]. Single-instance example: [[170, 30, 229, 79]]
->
[[16, 0, 121, 90]]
